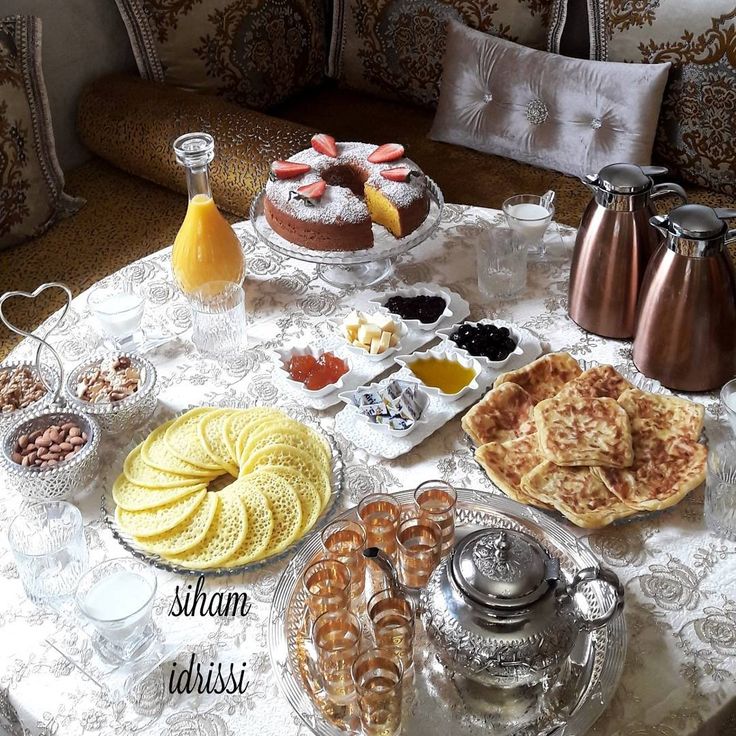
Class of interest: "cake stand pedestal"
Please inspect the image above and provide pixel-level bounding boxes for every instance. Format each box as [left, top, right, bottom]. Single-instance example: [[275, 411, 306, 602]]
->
[[250, 178, 444, 289]]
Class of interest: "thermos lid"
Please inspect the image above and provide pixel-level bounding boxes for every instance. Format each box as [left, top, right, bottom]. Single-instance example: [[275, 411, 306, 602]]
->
[[597, 163, 653, 194], [667, 204, 727, 239]]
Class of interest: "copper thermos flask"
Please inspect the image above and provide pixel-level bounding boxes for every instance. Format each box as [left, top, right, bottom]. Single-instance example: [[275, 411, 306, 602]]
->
[[568, 164, 687, 338], [633, 205, 736, 392]]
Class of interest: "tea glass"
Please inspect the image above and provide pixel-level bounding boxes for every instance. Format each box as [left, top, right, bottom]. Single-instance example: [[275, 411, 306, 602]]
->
[[503, 194, 554, 261], [188, 280, 247, 359], [413, 480, 457, 557], [75, 558, 157, 662], [312, 610, 362, 704], [358, 494, 401, 557], [320, 520, 366, 600], [352, 647, 404, 736], [303, 559, 352, 620], [705, 437, 736, 541], [367, 588, 415, 672], [8, 501, 88, 607], [475, 224, 527, 300], [396, 516, 442, 589]]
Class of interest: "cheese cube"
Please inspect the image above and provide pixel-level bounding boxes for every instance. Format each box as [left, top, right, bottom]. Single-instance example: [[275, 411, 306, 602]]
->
[[378, 331, 391, 353], [373, 313, 396, 333], [344, 310, 363, 329], [358, 324, 381, 345], [345, 325, 358, 341], [369, 336, 381, 355], [389, 333, 399, 347]]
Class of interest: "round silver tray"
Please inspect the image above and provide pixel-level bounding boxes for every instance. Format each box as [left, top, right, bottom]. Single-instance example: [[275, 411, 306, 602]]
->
[[101, 408, 344, 577], [249, 177, 444, 288], [268, 488, 626, 736]]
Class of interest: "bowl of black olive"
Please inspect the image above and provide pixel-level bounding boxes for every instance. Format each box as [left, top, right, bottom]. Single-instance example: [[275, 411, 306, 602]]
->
[[436, 319, 523, 368], [369, 284, 453, 331]]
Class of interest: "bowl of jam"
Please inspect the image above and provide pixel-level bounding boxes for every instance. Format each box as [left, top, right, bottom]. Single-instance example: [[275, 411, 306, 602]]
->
[[275, 344, 352, 397], [436, 319, 523, 369], [369, 284, 453, 331], [394, 346, 481, 401]]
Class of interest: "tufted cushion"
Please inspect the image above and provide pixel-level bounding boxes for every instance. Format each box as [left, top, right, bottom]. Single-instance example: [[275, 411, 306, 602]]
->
[[114, 0, 327, 111], [329, 0, 551, 108], [548, 1, 736, 195], [430, 22, 670, 179], [0, 16, 83, 250], [77, 74, 315, 219]]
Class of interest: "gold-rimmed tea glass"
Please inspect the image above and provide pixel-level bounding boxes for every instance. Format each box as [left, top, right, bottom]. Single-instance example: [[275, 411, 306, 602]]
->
[[303, 559, 351, 620], [352, 647, 403, 736], [367, 588, 415, 671], [312, 610, 362, 704], [358, 493, 401, 557], [414, 480, 457, 556], [396, 516, 442, 589], [321, 520, 366, 599]]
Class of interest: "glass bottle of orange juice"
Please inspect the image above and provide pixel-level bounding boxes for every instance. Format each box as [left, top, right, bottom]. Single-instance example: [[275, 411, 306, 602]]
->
[[171, 132, 245, 296]]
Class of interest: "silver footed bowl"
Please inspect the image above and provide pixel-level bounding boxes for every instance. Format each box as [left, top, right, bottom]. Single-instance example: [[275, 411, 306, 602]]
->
[[0, 360, 60, 432]]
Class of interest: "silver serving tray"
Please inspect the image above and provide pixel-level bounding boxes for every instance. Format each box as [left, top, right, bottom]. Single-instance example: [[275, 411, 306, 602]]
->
[[268, 489, 626, 736]]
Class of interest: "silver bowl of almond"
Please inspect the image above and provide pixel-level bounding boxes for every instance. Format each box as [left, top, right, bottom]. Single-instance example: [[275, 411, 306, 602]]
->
[[0, 408, 100, 501], [0, 361, 59, 431], [62, 352, 157, 434]]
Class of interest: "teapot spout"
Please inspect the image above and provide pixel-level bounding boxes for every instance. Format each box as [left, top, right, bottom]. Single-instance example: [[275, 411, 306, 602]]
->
[[363, 547, 422, 609]]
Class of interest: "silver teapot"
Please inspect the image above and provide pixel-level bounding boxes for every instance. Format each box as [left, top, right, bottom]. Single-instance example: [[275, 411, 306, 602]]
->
[[365, 527, 624, 688]]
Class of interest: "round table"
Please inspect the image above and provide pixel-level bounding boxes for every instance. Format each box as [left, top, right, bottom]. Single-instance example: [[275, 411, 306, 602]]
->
[[0, 204, 734, 736]]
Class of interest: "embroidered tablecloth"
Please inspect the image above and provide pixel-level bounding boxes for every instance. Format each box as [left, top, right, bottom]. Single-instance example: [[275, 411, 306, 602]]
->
[[1, 205, 734, 736]]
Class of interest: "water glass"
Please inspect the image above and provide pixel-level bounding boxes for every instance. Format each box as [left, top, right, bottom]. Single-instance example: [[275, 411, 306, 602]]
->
[[367, 589, 415, 672], [358, 494, 401, 557], [414, 480, 457, 557], [503, 193, 554, 260], [303, 559, 352, 620], [396, 516, 442, 589], [475, 225, 527, 300], [352, 647, 403, 736], [8, 501, 88, 607], [705, 438, 736, 541], [720, 379, 736, 435], [312, 610, 362, 704], [188, 280, 247, 358], [75, 558, 157, 662], [321, 520, 366, 600]]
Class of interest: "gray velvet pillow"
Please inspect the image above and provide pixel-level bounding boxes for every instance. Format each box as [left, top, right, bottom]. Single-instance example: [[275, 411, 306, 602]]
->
[[430, 21, 671, 179]]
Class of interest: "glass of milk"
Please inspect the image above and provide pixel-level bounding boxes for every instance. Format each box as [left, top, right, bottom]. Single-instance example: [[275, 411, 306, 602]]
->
[[87, 281, 145, 342], [502, 194, 555, 261], [75, 558, 157, 662]]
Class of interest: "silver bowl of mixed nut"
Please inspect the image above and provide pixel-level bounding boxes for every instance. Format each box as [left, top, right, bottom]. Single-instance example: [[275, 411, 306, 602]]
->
[[0, 361, 59, 431], [0, 408, 100, 501], [62, 352, 157, 434]]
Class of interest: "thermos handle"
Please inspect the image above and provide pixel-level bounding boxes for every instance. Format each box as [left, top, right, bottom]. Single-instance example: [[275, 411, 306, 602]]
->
[[715, 208, 736, 220], [650, 182, 688, 203], [641, 165, 669, 178]]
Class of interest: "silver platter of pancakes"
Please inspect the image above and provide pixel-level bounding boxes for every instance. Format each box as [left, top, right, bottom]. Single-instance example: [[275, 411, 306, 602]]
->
[[103, 406, 343, 574], [463, 353, 707, 529]]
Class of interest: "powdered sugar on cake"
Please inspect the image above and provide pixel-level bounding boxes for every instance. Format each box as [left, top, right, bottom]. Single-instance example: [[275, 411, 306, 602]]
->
[[265, 142, 426, 224]]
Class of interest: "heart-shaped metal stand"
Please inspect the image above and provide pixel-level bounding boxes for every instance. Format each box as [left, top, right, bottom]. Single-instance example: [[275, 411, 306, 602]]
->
[[0, 282, 72, 405]]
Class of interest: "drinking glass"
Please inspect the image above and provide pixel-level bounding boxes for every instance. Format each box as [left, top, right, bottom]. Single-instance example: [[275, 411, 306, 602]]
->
[[475, 224, 527, 300], [503, 193, 554, 260], [303, 559, 352, 620], [312, 610, 362, 704], [358, 494, 401, 557], [87, 280, 145, 342], [413, 480, 457, 557], [705, 438, 736, 541], [188, 280, 247, 358], [367, 589, 415, 672], [75, 558, 157, 662], [352, 647, 403, 736], [8, 501, 88, 607], [720, 379, 736, 436], [321, 520, 366, 600], [396, 516, 442, 589]]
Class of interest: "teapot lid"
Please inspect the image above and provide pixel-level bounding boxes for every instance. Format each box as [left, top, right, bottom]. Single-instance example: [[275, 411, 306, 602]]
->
[[666, 204, 727, 239], [596, 163, 652, 194], [451, 529, 560, 609]]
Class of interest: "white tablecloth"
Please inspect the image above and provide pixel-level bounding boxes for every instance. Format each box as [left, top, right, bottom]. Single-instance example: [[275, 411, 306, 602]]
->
[[1, 204, 735, 736]]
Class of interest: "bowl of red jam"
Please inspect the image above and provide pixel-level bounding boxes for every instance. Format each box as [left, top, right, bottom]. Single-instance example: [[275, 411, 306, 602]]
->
[[368, 284, 453, 331], [275, 344, 352, 397]]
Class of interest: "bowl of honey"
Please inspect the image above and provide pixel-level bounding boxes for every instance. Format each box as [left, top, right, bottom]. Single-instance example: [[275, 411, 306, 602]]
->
[[394, 346, 481, 401], [274, 344, 352, 398]]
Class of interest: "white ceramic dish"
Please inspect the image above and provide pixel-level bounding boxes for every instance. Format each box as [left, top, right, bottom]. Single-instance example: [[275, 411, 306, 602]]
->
[[394, 345, 481, 402], [436, 319, 524, 371], [338, 380, 430, 437], [273, 344, 352, 398], [339, 313, 409, 363], [368, 283, 454, 331]]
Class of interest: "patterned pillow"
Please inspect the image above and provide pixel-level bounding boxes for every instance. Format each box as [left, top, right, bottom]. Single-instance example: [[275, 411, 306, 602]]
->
[[114, 0, 327, 110], [548, 1, 736, 195], [329, 0, 552, 108], [0, 16, 83, 250]]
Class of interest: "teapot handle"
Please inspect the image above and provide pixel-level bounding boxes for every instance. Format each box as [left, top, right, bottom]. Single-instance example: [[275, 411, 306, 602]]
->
[[650, 182, 688, 204], [568, 566, 624, 631]]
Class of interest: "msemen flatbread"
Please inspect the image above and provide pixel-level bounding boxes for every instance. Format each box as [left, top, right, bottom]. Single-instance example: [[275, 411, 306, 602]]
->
[[521, 461, 636, 528], [112, 473, 205, 511], [116, 488, 207, 537], [534, 395, 634, 467], [493, 352, 582, 403], [474, 435, 548, 508], [462, 383, 536, 445], [554, 365, 634, 402]]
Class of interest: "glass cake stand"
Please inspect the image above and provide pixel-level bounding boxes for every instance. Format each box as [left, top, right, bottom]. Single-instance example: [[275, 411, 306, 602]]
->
[[249, 177, 444, 288]]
